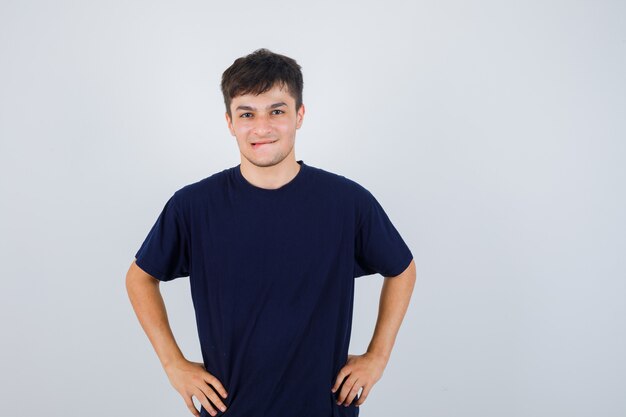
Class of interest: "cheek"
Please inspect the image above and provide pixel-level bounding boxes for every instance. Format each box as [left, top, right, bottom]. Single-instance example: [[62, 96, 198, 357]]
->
[[233, 123, 253, 135], [276, 121, 296, 134]]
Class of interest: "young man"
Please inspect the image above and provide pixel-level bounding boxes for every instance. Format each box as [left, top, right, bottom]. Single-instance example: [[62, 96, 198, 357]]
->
[[126, 48, 416, 417]]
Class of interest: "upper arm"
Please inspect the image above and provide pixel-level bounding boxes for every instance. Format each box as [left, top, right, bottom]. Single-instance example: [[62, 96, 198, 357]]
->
[[126, 258, 160, 285], [384, 257, 416, 279], [353, 185, 413, 278]]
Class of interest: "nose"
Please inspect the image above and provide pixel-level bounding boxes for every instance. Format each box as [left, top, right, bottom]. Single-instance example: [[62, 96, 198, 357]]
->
[[252, 114, 272, 136]]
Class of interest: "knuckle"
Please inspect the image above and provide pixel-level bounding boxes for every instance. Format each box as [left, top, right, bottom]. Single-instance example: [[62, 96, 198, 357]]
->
[[202, 402, 216, 415], [209, 377, 225, 392], [205, 391, 226, 410], [209, 395, 225, 409]]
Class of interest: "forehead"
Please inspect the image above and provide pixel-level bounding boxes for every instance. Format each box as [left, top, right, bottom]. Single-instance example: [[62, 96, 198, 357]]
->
[[230, 83, 296, 109]]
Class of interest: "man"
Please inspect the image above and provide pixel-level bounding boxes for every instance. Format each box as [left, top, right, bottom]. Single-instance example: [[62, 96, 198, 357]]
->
[[126, 48, 416, 417]]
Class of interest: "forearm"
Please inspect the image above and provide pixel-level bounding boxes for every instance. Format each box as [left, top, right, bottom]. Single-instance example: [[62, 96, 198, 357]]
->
[[126, 266, 186, 369], [366, 259, 416, 363]]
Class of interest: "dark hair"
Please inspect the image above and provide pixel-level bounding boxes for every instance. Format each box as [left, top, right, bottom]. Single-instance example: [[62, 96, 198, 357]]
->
[[221, 48, 303, 117]]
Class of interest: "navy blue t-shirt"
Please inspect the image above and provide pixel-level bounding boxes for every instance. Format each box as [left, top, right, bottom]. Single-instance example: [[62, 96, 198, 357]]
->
[[134, 160, 413, 417]]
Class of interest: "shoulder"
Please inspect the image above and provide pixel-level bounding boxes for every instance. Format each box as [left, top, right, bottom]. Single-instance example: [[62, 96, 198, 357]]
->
[[305, 163, 373, 200], [169, 166, 232, 209], [303, 163, 380, 227]]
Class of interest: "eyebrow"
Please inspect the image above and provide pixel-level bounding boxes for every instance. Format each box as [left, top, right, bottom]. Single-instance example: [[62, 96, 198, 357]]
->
[[235, 102, 288, 112]]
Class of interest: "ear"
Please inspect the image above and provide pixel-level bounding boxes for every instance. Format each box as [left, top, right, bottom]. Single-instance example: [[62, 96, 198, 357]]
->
[[225, 112, 235, 136], [295, 104, 305, 129]]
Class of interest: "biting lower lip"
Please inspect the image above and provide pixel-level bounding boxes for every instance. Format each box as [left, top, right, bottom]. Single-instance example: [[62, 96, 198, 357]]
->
[[252, 141, 276, 147]]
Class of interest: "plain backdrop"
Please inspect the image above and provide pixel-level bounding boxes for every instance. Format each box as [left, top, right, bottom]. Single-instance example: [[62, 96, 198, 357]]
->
[[1, 1, 625, 416]]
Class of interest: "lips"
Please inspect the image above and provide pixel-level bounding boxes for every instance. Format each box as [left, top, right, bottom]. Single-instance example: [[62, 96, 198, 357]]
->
[[251, 140, 277, 147]]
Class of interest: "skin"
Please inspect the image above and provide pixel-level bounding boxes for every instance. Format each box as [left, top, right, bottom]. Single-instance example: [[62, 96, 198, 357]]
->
[[126, 263, 228, 416], [126, 82, 416, 415], [331, 258, 416, 407], [225, 82, 305, 190]]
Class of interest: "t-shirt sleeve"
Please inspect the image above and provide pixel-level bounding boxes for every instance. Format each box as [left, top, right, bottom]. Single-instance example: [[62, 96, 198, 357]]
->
[[353, 187, 413, 278], [134, 192, 190, 282]]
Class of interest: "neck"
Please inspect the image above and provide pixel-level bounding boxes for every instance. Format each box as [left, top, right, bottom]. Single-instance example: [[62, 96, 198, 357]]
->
[[239, 156, 301, 190]]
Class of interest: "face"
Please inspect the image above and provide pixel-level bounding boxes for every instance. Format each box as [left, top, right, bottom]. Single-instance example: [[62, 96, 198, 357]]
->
[[225, 83, 305, 168]]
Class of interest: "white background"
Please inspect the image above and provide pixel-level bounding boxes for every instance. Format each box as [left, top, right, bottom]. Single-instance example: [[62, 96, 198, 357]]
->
[[1, 1, 625, 416]]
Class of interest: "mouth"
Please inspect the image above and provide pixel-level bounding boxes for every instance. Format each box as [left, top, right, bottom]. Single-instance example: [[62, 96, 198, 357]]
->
[[251, 140, 277, 149]]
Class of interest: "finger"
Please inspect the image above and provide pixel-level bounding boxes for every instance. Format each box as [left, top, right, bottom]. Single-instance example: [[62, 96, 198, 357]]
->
[[342, 378, 361, 406], [331, 368, 348, 393], [355, 383, 371, 406], [183, 393, 200, 417], [196, 382, 228, 414], [192, 387, 219, 416], [337, 376, 357, 404], [203, 373, 229, 399]]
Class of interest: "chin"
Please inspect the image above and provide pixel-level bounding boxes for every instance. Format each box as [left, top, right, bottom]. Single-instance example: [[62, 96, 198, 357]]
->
[[246, 154, 287, 168]]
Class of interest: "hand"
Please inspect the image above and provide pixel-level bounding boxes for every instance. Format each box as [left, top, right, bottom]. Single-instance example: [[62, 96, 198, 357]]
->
[[163, 359, 229, 416], [331, 352, 388, 408]]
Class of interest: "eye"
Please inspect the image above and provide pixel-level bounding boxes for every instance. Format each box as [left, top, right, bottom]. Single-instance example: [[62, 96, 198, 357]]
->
[[271, 109, 285, 115], [240, 112, 253, 118]]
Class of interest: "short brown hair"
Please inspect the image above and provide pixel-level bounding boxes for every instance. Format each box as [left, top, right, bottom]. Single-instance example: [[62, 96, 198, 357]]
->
[[221, 48, 303, 117]]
